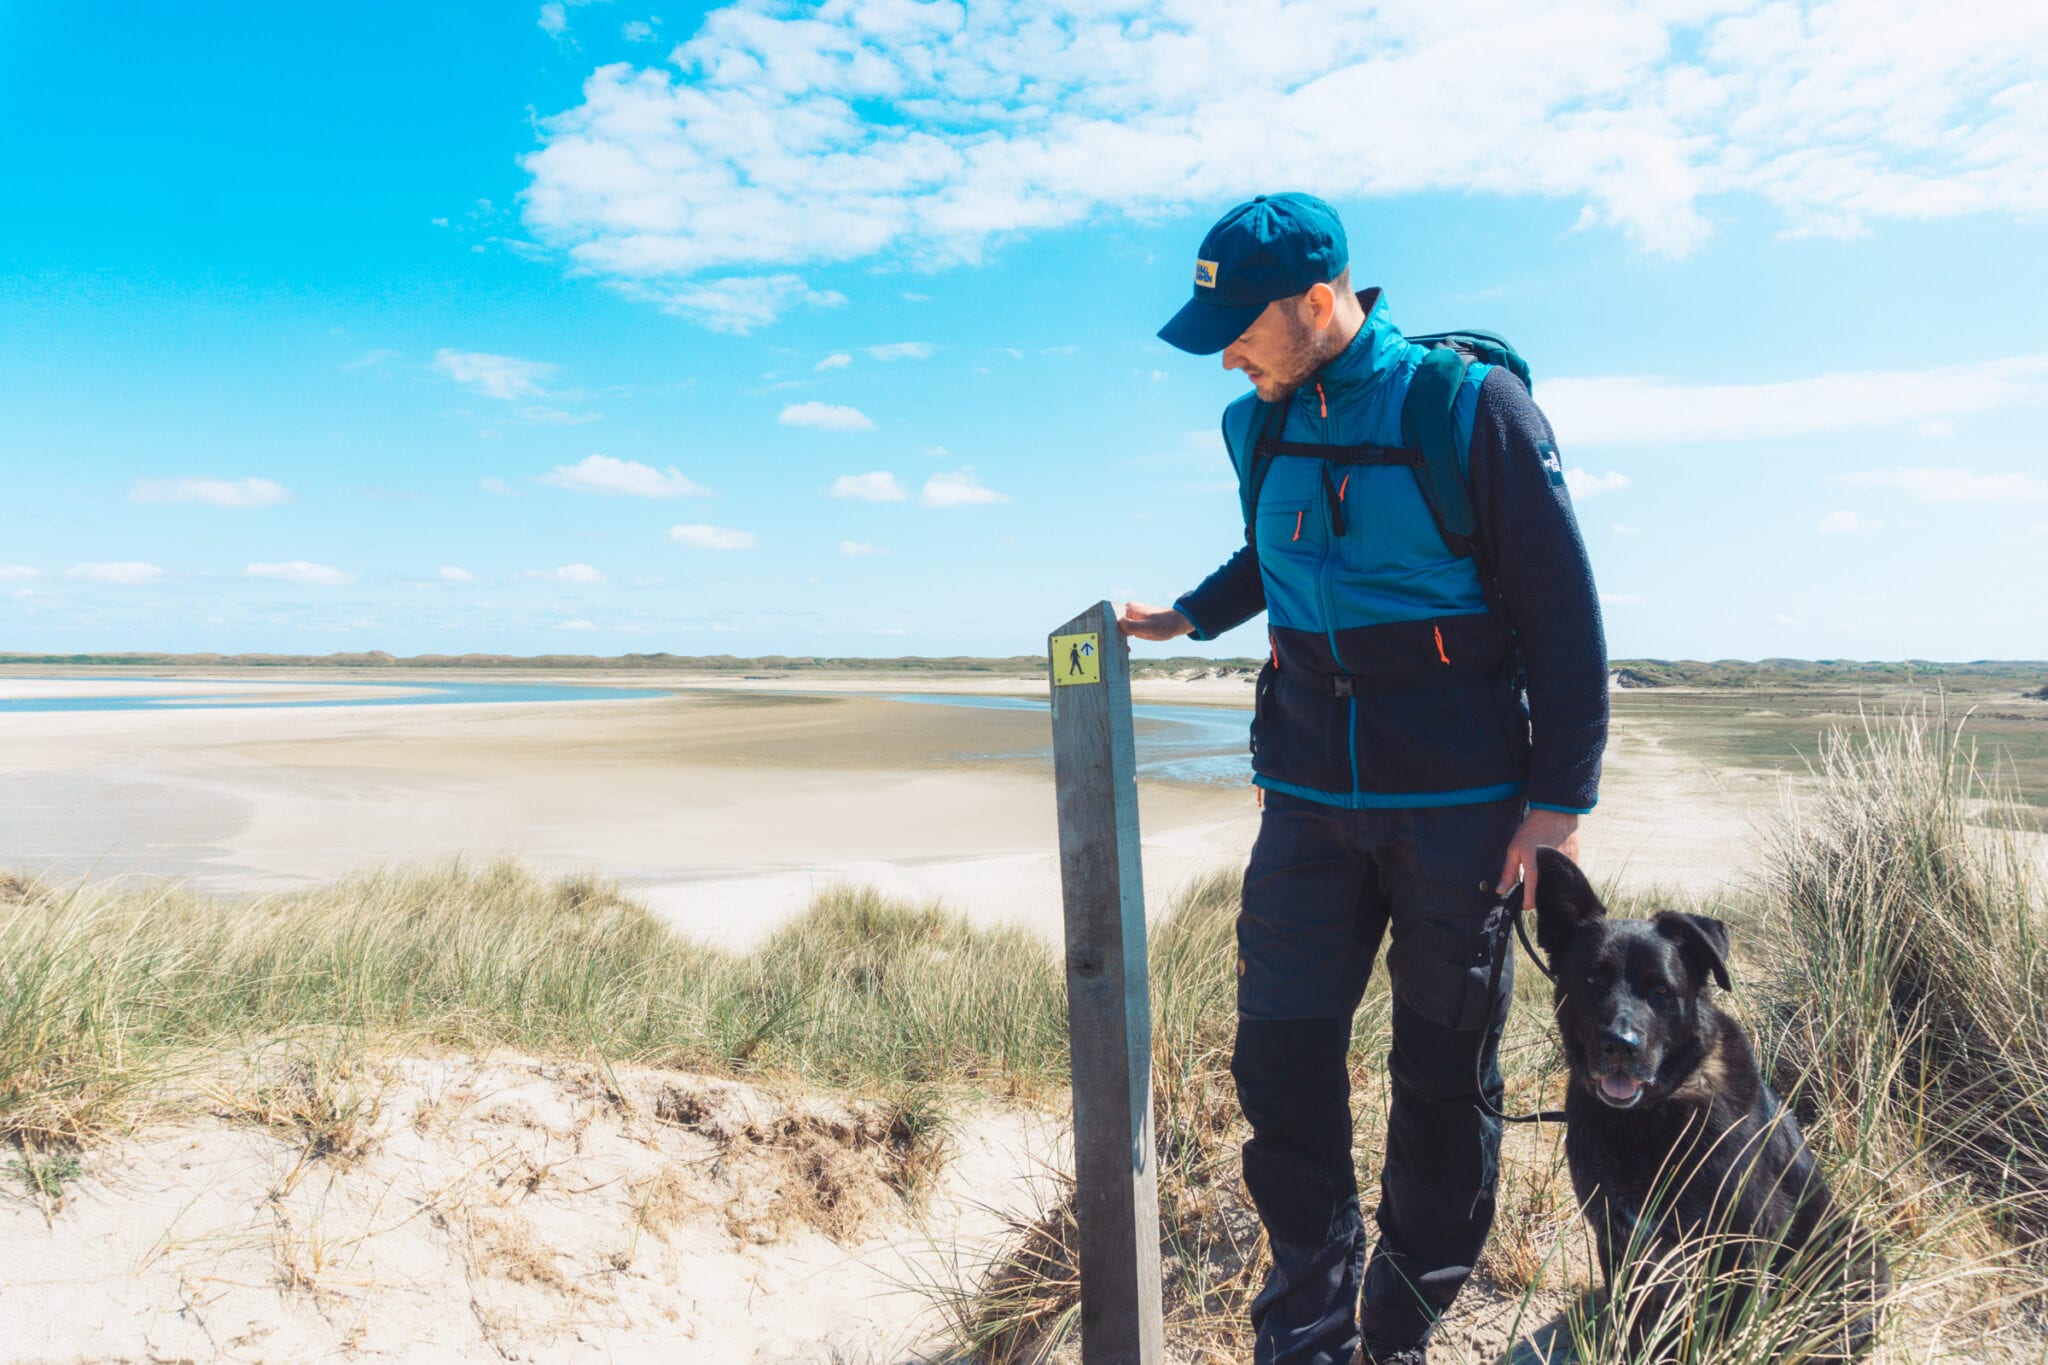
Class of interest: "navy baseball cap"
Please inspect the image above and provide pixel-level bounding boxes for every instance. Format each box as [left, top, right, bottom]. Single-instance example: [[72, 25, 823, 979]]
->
[[1157, 193, 1349, 355]]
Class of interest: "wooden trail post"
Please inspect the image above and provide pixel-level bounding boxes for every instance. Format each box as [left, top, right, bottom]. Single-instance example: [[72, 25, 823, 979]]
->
[[1048, 601, 1165, 1364]]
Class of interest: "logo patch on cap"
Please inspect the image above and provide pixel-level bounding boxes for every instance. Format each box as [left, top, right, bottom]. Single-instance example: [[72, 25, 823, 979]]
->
[[1194, 259, 1218, 288]]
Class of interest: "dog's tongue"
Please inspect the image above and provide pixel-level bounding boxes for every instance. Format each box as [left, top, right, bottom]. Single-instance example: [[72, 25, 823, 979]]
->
[[1601, 1074, 1642, 1102]]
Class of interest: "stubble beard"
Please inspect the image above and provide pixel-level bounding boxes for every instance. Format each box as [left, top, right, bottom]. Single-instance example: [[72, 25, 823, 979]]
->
[[1251, 313, 1336, 404]]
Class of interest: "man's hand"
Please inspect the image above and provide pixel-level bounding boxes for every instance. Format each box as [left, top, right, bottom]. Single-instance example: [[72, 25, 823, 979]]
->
[[1118, 601, 1193, 641], [1496, 808, 1581, 911]]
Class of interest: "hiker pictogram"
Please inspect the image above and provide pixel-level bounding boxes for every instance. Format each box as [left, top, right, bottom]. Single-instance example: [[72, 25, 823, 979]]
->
[[1050, 632, 1102, 686]]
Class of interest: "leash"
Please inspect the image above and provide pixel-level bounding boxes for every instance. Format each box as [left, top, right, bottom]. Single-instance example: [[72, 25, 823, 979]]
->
[[1476, 882, 1570, 1125]]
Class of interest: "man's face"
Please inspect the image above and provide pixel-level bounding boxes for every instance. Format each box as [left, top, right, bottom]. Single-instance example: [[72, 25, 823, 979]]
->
[[1222, 293, 1323, 402]]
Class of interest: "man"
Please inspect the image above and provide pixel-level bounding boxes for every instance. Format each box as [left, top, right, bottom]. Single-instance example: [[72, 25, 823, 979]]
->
[[1119, 193, 1606, 1365]]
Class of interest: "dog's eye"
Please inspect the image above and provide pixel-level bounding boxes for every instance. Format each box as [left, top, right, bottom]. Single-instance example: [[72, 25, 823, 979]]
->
[[1649, 983, 1672, 999]]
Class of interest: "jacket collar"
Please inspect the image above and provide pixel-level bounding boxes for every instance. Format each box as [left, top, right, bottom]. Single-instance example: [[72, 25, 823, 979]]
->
[[1297, 287, 1406, 410]]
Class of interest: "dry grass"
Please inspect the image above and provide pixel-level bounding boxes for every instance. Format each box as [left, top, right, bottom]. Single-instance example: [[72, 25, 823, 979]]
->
[[652, 1079, 955, 1244], [208, 1041, 387, 1168]]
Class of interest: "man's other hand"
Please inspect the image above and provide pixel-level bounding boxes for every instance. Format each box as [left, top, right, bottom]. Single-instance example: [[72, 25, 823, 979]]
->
[[1496, 808, 1582, 911], [1118, 601, 1193, 640]]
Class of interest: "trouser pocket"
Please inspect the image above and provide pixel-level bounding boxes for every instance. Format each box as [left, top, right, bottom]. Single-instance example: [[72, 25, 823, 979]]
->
[[1384, 828, 1519, 1032], [1385, 913, 1507, 1032]]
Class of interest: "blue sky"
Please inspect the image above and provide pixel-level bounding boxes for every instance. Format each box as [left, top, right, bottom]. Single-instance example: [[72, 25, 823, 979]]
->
[[3, 1, 2044, 661]]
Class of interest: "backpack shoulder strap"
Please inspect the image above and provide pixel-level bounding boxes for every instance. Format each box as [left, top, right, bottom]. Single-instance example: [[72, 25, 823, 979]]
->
[[1401, 344, 1520, 643], [1400, 345, 1480, 552], [1240, 397, 1291, 550]]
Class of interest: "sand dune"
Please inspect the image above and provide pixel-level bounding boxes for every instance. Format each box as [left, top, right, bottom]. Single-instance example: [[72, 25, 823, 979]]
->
[[0, 1054, 1062, 1363]]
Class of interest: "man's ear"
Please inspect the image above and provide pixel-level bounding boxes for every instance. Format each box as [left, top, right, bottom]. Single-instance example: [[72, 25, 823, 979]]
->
[[1533, 846, 1605, 962], [1304, 281, 1337, 330], [1654, 912, 1733, 992]]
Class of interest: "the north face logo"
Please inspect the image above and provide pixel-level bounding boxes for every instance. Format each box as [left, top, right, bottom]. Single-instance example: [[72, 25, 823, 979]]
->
[[1194, 259, 1218, 288]]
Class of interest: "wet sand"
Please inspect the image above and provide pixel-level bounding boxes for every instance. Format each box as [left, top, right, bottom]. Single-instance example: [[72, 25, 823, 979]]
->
[[0, 680, 1257, 944], [0, 670, 1766, 942]]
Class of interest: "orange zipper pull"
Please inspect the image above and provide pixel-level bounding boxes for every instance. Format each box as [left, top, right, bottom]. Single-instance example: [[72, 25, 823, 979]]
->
[[1433, 624, 1451, 665], [1316, 381, 1328, 419], [1337, 472, 1349, 502], [1292, 510, 1304, 541]]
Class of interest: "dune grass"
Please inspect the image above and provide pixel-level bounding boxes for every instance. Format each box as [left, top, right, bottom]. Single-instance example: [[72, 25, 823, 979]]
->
[[0, 866, 1065, 1147]]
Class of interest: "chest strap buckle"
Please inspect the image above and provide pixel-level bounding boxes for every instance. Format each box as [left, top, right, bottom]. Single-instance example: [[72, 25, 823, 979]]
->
[[1329, 675, 1355, 698]]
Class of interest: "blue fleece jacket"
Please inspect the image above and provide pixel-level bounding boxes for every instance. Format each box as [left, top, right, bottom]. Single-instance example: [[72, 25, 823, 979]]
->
[[1173, 292, 1607, 813]]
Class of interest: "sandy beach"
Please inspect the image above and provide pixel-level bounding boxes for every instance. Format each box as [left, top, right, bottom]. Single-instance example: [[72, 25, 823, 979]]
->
[[0, 670, 1764, 947]]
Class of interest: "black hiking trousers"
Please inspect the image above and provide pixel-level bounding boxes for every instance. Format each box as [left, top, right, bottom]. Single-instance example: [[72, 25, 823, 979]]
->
[[1232, 790, 1524, 1365]]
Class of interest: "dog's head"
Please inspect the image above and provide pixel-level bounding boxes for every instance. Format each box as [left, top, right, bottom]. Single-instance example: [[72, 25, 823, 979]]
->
[[1533, 847, 1732, 1111]]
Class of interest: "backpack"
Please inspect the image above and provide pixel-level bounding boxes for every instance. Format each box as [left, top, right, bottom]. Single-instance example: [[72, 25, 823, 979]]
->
[[1240, 329, 1531, 617]]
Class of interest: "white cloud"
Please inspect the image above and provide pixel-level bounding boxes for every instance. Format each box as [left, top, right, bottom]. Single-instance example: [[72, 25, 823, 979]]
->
[[1771, 613, 1801, 627], [1840, 466, 2048, 503], [620, 274, 845, 333], [130, 476, 292, 508], [1610, 523, 1640, 535], [1545, 355, 2048, 446], [1600, 592, 1645, 607], [840, 540, 890, 557], [1818, 510, 1881, 533], [827, 471, 907, 502], [780, 401, 875, 432], [920, 468, 1010, 509], [246, 561, 357, 586], [0, 565, 43, 580], [538, 3, 567, 36], [342, 348, 401, 371], [480, 477, 515, 496], [622, 19, 656, 42], [668, 523, 758, 550], [559, 618, 598, 630], [432, 349, 557, 401], [923, 445, 952, 459], [519, 3, 2048, 320], [439, 566, 481, 584], [1564, 468, 1630, 498], [865, 342, 933, 361], [513, 405, 601, 426], [815, 352, 852, 371], [521, 564, 608, 583], [542, 453, 710, 498], [67, 562, 161, 584]]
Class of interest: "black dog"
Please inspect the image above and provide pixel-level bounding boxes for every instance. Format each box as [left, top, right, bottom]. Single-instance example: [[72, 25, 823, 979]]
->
[[1531, 847, 1888, 1358]]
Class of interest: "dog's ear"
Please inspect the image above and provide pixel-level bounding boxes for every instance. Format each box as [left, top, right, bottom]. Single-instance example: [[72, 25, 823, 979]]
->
[[1533, 847, 1605, 962], [1654, 912, 1733, 992]]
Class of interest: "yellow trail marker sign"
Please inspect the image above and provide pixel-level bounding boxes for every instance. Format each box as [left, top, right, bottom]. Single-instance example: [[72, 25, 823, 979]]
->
[[1051, 631, 1102, 686]]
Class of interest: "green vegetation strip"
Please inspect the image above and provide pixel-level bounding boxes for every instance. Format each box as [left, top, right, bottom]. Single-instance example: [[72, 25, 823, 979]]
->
[[0, 870, 1066, 1147]]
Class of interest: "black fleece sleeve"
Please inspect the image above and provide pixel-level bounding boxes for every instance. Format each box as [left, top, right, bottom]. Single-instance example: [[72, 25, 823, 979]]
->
[[1175, 541, 1265, 642], [1467, 368, 1608, 812], [1173, 410, 1267, 641]]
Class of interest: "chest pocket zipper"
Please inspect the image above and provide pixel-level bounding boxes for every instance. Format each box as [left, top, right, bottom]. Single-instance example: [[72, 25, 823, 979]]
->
[[1322, 464, 1348, 537]]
